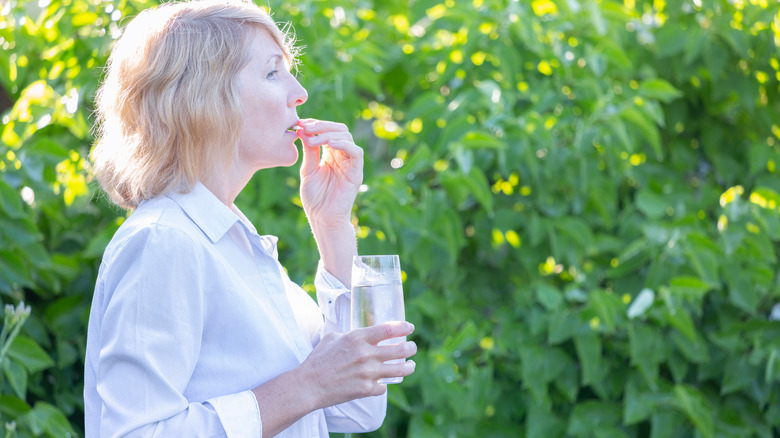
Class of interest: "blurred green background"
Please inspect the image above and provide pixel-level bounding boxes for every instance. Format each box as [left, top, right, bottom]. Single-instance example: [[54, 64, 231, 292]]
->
[[2, 0, 780, 436]]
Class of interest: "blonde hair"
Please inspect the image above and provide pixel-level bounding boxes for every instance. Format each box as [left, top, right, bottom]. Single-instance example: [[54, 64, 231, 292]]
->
[[91, 0, 298, 209]]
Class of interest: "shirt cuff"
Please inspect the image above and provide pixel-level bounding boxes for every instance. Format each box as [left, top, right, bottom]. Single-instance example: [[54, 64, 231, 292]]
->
[[315, 260, 351, 332], [207, 390, 262, 438]]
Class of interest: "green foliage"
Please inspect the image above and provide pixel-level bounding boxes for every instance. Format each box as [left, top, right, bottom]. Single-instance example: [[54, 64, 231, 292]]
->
[[2, 0, 780, 436]]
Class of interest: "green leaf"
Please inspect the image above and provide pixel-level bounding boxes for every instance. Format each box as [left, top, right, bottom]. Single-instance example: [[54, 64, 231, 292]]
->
[[407, 413, 440, 438], [667, 352, 689, 383], [608, 117, 634, 152], [28, 138, 70, 159], [55, 338, 79, 368], [629, 323, 663, 389], [442, 319, 478, 353], [672, 385, 714, 438], [640, 78, 683, 103], [642, 101, 665, 128], [597, 39, 631, 71], [44, 295, 85, 338], [683, 27, 705, 66], [547, 308, 579, 344], [460, 130, 505, 150], [463, 167, 493, 213], [574, 332, 603, 385], [7, 335, 55, 373], [623, 378, 654, 425], [83, 223, 119, 258], [704, 41, 728, 79], [721, 27, 750, 57], [766, 348, 780, 384], [606, 238, 651, 279], [655, 26, 687, 58], [651, 409, 688, 438], [555, 217, 595, 249], [18, 402, 76, 438], [535, 282, 563, 311], [0, 180, 26, 219], [387, 384, 411, 412], [585, 290, 624, 332], [663, 307, 698, 343], [552, 358, 579, 402], [566, 401, 622, 437], [721, 355, 757, 395], [526, 400, 565, 438], [723, 268, 761, 314], [595, 427, 630, 438], [683, 235, 721, 285], [670, 331, 710, 364], [520, 345, 569, 404], [0, 250, 34, 288], [669, 276, 712, 302], [0, 395, 31, 418], [1, 216, 42, 246], [636, 189, 667, 219], [620, 106, 662, 160], [3, 359, 27, 399]]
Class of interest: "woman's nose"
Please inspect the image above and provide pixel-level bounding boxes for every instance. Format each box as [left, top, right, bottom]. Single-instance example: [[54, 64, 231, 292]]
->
[[290, 78, 308, 107]]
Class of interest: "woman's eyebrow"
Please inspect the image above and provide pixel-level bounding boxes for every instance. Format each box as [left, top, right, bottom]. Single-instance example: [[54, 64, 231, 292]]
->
[[268, 52, 292, 71], [267, 53, 283, 65]]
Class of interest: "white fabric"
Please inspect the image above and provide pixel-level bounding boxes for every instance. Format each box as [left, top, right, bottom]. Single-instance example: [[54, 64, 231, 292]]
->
[[84, 182, 386, 437]]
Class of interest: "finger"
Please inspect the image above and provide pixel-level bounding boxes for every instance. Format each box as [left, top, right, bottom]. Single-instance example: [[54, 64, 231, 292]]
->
[[302, 131, 355, 147], [321, 140, 364, 163], [376, 340, 417, 362], [299, 119, 350, 135], [362, 321, 414, 345], [379, 359, 417, 380], [365, 381, 388, 397]]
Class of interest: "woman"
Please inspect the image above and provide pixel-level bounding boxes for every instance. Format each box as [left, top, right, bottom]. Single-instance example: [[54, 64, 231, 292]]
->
[[83, 0, 417, 436]]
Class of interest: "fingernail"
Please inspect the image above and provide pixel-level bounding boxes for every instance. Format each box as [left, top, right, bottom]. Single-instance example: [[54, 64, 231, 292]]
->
[[407, 322, 415, 331]]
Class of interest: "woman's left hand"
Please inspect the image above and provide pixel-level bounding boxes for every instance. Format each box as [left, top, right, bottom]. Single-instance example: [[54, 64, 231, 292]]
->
[[297, 118, 363, 228]]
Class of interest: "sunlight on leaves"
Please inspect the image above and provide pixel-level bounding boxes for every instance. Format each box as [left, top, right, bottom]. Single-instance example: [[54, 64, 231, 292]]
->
[[719, 185, 745, 207], [531, 0, 558, 17]]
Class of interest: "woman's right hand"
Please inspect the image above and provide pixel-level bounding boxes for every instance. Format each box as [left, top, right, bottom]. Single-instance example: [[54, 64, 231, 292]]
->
[[299, 321, 417, 408]]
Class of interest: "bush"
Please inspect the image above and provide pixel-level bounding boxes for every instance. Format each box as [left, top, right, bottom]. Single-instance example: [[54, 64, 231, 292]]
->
[[1, 0, 779, 436]]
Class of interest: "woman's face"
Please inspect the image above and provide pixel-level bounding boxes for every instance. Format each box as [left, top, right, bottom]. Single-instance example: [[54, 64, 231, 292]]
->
[[236, 29, 307, 172]]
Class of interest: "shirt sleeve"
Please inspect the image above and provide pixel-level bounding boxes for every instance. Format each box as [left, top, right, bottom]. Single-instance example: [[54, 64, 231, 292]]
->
[[313, 261, 388, 433], [94, 224, 262, 437], [314, 260, 352, 333]]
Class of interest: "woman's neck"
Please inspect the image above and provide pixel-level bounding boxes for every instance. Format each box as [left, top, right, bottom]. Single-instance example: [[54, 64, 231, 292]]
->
[[200, 162, 253, 207]]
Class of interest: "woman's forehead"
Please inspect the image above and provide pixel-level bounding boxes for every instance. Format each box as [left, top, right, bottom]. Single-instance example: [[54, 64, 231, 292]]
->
[[245, 28, 290, 69]]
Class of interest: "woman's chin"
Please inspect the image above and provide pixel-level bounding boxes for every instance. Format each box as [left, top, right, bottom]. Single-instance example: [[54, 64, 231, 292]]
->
[[274, 151, 300, 168]]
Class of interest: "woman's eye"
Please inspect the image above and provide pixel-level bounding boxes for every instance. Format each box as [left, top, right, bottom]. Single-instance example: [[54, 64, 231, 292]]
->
[[266, 70, 278, 79]]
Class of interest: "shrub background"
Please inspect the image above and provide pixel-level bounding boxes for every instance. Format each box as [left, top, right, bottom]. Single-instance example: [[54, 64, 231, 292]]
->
[[1, 0, 780, 436]]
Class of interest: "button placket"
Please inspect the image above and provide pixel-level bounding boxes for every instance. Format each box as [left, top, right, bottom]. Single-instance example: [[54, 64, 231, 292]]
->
[[247, 234, 312, 361]]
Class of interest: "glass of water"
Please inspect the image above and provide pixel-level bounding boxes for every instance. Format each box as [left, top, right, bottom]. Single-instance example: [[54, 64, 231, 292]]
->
[[350, 255, 406, 384]]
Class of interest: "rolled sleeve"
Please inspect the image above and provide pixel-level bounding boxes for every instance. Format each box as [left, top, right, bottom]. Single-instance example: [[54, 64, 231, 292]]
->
[[314, 260, 351, 333], [324, 394, 387, 433], [208, 391, 262, 438]]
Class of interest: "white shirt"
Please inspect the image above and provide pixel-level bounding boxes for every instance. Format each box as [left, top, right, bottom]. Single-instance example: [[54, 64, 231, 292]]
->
[[84, 182, 386, 437]]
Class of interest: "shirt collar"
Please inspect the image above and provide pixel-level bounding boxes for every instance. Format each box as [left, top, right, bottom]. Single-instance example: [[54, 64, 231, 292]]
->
[[167, 182, 240, 244]]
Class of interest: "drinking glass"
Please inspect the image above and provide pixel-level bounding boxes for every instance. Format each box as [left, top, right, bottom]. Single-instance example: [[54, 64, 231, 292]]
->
[[350, 255, 406, 384]]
